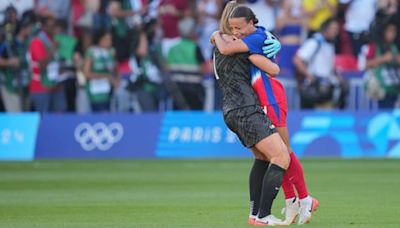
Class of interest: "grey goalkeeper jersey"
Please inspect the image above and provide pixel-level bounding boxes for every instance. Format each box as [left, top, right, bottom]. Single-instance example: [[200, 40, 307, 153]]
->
[[213, 49, 260, 115]]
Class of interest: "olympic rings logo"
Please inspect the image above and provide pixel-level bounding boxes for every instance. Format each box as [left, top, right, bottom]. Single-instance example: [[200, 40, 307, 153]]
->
[[74, 122, 124, 151]]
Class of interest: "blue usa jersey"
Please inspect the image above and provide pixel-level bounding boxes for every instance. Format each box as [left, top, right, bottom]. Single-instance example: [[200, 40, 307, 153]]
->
[[241, 26, 286, 106]]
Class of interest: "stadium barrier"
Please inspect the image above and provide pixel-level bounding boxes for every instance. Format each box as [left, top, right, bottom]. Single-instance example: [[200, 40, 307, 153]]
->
[[279, 71, 379, 111], [0, 110, 399, 160]]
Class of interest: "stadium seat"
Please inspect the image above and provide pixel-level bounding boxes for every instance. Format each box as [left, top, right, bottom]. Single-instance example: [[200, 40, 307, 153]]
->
[[335, 54, 358, 71], [118, 59, 131, 76]]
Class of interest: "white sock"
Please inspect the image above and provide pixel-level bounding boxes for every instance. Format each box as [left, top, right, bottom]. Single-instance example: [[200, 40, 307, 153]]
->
[[299, 196, 312, 207], [249, 200, 254, 216], [285, 197, 296, 206]]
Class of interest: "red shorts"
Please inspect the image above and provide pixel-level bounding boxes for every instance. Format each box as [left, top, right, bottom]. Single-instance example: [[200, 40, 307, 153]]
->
[[262, 101, 288, 127]]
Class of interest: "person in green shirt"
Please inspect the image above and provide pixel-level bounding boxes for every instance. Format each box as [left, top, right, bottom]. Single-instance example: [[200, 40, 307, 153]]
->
[[166, 17, 206, 110], [83, 30, 118, 112]]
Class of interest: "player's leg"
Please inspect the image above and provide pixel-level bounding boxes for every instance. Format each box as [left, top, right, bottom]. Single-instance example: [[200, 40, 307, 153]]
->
[[276, 126, 310, 200], [265, 103, 300, 224], [274, 104, 318, 225], [276, 127, 302, 224], [247, 150, 269, 225], [252, 133, 290, 226], [285, 150, 319, 225], [231, 105, 288, 226]]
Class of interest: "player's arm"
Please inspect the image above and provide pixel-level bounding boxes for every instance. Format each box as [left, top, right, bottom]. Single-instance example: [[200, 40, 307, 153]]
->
[[293, 54, 313, 81], [212, 31, 249, 55], [248, 54, 280, 76], [211, 30, 281, 57]]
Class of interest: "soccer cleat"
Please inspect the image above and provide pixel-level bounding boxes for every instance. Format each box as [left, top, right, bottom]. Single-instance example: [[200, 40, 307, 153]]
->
[[298, 197, 319, 225], [281, 197, 300, 225], [253, 214, 286, 226], [248, 214, 257, 225]]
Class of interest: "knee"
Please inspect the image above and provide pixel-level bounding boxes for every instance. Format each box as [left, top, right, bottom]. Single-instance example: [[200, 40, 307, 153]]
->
[[270, 146, 290, 169]]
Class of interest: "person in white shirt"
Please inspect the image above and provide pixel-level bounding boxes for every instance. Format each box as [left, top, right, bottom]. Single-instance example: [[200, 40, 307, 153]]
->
[[340, 0, 377, 57], [294, 18, 348, 109]]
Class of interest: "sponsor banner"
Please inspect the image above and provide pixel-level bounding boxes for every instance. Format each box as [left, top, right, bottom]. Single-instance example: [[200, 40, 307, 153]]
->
[[156, 112, 249, 158], [0, 113, 40, 161], [157, 110, 400, 158], [35, 113, 162, 159]]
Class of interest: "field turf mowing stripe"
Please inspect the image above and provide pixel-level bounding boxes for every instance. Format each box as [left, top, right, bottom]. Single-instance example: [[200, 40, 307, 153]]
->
[[0, 159, 399, 227]]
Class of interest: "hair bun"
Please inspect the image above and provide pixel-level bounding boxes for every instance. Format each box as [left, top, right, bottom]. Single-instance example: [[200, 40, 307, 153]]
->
[[253, 18, 259, 25]]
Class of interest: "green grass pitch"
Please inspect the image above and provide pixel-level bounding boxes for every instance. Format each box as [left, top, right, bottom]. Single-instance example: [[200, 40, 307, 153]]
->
[[1, 159, 400, 227]]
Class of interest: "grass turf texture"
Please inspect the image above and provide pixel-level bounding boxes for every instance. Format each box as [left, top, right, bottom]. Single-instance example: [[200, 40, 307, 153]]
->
[[0, 159, 399, 227]]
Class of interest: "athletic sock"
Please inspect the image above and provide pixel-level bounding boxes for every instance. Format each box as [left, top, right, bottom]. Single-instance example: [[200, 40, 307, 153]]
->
[[300, 195, 312, 207], [249, 159, 269, 216], [285, 197, 296, 206], [281, 172, 296, 199], [258, 163, 286, 218], [287, 152, 309, 199]]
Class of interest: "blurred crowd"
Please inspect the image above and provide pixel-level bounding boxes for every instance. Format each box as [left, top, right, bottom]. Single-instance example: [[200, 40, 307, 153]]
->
[[0, 0, 399, 113]]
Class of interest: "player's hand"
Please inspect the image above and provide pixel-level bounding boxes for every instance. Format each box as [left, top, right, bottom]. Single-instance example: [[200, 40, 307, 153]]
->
[[262, 37, 281, 58], [210, 31, 220, 44]]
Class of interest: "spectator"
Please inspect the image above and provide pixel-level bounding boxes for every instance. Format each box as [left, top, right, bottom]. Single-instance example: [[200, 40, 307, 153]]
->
[[158, 0, 191, 57], [365, 20, 400, 109], [0, 0, 394, 113], [372, 0, 399, 47], [73, 28, 93, 113], [55, 19, 78, 112], [303, 0, 337, 37], [276, 0, 305, 73], [197, 0, 223, 61], [0, 18, 33, 112], [166, 17, 205, 110], [126, 31, 163, 112], [0, 0, 34, 23], [106, 0, 146, 112], [1, 5, 18, 38], [28, 16, 67, 113], [377, 0, 398, 19], [339, 0, 377, 57], [294, 18, 348, 109], [35, 0, 71, 20], [91, 0, 110, 32], [83, 29, 118, 112], [244, 0, 279, 32], [108, 0, 144, 62], [196, 0, 223, 112]]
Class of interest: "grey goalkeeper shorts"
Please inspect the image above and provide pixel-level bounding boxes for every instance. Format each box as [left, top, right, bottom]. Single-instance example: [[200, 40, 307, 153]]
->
[[224, 105, 277, 148]]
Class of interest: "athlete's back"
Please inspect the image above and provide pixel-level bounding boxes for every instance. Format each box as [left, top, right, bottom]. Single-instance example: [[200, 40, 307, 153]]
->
[[213, 49, 259, 114]]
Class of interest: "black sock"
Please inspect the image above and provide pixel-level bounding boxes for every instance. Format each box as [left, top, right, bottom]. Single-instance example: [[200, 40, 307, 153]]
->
[[258, 163, 286, 218], [249, 159, 269, 216]]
